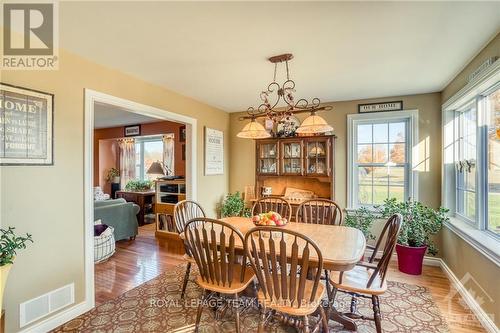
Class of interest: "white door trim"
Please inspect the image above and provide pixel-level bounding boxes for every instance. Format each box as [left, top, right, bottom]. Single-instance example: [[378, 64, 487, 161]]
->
[[84, 89, 198, 306]]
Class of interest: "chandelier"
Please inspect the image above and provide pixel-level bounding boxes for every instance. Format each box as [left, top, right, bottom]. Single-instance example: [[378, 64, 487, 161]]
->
[[237, 53, 333, 139]]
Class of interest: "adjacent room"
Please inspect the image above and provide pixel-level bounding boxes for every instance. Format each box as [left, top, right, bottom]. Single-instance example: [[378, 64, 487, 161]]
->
[[0, 2, 499, 333]]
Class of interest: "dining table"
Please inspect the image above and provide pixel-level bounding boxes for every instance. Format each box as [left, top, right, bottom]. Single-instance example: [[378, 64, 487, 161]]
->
[[217, 216, 367, 331]]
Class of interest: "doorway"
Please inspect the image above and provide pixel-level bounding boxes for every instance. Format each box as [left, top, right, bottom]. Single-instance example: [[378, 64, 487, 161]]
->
[[84, 89, 197, 308]]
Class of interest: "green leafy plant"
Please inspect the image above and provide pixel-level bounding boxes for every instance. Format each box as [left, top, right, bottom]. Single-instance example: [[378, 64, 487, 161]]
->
[[1, 227, 33, 266], [378, 198, 448, 255], [344, 207, 376, 241], [125, 179, 153, 191], [220, 192, 247, 217], [105, 167, 120, 182]]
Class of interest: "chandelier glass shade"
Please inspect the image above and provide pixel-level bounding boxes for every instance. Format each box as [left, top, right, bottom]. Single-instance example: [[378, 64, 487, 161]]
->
[[236, 118, 271, 139], [296, 112, 333, 134], [237, 53, 333, 138]]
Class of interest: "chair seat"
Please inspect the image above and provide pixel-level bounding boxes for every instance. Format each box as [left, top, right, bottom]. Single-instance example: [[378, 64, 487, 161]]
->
[[329, 265, 387, 296], [196, 265, 255, 294], [257, 275, 325, 316]]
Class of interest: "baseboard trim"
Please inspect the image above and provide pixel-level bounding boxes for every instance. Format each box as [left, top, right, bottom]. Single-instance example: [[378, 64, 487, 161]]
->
[[18, 300, 93, 333], [437, 258, 499, 333], [367, 249, 498, 332]]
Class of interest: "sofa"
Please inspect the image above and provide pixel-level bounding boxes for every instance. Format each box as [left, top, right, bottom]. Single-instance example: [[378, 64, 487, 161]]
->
[[94, 198, 140, 241]]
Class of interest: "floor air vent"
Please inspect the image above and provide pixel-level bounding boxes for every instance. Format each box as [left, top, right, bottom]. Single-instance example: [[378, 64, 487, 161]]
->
[[19, 283, 74, 327]]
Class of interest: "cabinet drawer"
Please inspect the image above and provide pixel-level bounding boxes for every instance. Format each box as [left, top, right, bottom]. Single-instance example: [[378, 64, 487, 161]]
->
[[155, 204, 174, 214]]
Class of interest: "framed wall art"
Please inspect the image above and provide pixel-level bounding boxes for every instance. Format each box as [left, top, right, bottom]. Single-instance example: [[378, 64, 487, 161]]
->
[[124, 124, 141, 137], [204, 127, 223, 175], [0, 83, 54, 165]]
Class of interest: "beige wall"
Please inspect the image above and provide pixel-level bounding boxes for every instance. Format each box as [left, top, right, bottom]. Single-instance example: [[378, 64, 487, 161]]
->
[[230, 92, 442, 210], [0, 49, 229, 332], [441, 33, 500, 326]]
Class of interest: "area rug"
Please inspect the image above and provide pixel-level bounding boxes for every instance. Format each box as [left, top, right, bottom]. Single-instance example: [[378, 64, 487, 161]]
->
[[53, 264, 449, 332]]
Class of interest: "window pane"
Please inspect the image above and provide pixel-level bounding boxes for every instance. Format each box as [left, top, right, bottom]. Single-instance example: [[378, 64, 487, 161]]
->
[[357, 145, 373, 163], [373, 167, 388, 185], [389, 186, 404, 201], [389, 166, 405, 186], [486, 88, 500, 235], [373, 144, 388, 163], [358, 185, 372, 205], [389, 122, 405, 142], [358, 167, 372, 185], [389, 143, 406, 163], [357, 124, 372, 144], [373, 123, 388, 143], [135, 143, 142, 179], [373, 186, 388, 204], [143, 140, 164, 180]]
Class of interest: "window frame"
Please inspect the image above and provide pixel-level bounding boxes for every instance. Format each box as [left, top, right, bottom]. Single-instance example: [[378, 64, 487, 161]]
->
[[347, 110, 419, 209], [442, 60, 500, 264], [134, 135, 164, 181]]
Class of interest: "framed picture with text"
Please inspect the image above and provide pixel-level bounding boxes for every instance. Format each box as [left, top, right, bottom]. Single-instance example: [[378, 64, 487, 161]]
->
[[358, 101, 403, 113], [0, 83, 54, 165], [124, 125, 141, 137]]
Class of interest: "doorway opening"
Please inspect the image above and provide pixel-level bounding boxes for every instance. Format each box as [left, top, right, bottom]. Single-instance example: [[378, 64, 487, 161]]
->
[[84, 90, 197, 308]]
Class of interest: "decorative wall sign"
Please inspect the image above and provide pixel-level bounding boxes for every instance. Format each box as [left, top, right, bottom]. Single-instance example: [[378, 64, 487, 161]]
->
[[124, 125, 141, 137], [0, 83, 54, 165], [358, 101, 403, 113], [205, 127, 224, 175]]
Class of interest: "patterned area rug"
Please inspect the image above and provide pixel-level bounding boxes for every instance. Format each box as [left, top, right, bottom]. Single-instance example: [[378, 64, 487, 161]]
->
[[53, 264, 449, 332]]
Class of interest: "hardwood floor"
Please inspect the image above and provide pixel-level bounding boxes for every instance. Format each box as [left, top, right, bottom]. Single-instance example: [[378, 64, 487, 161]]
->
[[95, 223, 486, 333]]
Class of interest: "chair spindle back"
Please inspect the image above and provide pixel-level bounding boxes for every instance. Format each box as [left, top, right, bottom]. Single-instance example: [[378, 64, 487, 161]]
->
[[252, 197, 292, 221], [296, 199, 343, 225], [174, 200, 206, 234], [244, 227, 323, 309], [184, 218, 246, 288]]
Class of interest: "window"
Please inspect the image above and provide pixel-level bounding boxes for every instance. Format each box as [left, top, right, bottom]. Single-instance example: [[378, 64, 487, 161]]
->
[[455, 102, 477, 221], [348, 110, 417, 208], [448, 83, 500, 237], [135, 137, 163, 181]]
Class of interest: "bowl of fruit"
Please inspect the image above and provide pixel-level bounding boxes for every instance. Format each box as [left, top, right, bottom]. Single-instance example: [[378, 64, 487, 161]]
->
[[252, 211, 288, 227]]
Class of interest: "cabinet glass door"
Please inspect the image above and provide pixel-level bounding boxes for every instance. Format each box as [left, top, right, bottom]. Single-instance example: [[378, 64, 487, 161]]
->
[[258, 142, 278, 175], [281, 141, 303, 175], [306, 139, 329, 176]]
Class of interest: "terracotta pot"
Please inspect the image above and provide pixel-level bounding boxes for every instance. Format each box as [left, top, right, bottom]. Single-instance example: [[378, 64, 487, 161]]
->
[[395, 244, 427, 275], [0, 263, 12, 309]]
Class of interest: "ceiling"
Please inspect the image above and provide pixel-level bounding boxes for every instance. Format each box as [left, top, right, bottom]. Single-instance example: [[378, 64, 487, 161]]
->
[[94, 102, 160, 129], [61, 2, 500, 112]]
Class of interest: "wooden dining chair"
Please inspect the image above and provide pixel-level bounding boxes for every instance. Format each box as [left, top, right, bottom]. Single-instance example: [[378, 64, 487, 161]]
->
[[328, 214, 402, 333], [244, 227, 328, 333], [174, 200, 206, 298], [296, 198, 343, 225], [251, 196, 292, 221], [184, 217, 255, 333]]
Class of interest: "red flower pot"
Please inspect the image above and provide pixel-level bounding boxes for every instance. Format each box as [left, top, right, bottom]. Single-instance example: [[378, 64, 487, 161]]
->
[[395, 244, 427, 275]]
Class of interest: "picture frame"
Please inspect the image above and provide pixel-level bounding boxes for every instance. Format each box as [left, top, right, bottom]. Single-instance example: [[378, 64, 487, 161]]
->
[[124, 124, 141, 137], [204, 127, 224, 175], [179, 125, 186, 142], [358, 101, 403, 113], [0, 83, 54, 165]]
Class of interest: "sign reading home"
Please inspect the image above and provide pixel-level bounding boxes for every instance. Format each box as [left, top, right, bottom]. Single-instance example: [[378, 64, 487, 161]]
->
[[0, 83, 53, 165], [1, 1, 59, 70], [358, 101, 403, 113], [205, 127, 224, 175]]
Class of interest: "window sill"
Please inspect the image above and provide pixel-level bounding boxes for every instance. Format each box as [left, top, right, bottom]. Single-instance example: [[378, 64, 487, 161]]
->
[[445, 217, 500, 266]]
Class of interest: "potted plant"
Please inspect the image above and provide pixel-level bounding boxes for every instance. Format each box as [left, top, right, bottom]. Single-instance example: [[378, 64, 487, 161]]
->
[[125, 179, 153, 192], [105, 167, 120, 184], [344, 207, 377, 242], [1, 227, 33, 308], [220, 192, 251, 218], [379, 198, 448, 275]]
